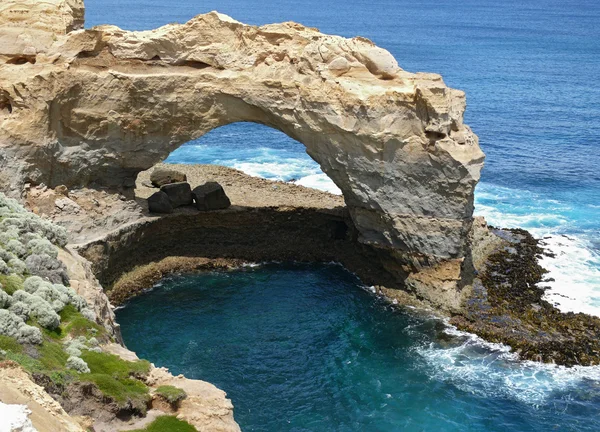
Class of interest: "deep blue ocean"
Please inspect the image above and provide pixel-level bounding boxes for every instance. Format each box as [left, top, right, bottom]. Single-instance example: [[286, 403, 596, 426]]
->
[[86, 1, 600, 430]]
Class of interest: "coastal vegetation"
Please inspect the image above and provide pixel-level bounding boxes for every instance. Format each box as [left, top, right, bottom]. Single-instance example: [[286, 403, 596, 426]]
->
[[0, 192, 153, 417], [155, 385, 188, 405]]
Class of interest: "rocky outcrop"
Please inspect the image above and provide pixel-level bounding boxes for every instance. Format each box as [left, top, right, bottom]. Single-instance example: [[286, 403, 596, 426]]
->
[[0, 361, 86, 432], [0, 0, 484, 296]]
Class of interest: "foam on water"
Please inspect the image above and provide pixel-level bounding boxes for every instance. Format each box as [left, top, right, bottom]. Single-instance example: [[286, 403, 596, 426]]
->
[[475, 182, 600, 317], [414, 321, 600, 407]]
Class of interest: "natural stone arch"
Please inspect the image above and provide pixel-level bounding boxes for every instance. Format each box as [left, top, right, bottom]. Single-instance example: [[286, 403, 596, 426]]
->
[[0, 1, 485, 300]]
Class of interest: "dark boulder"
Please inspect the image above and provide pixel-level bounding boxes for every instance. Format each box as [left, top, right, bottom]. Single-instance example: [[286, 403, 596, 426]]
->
[[150, 168, 187, 187], [192, 182, 231, 211], [160, 182, 193, 208], [147, 191, 173, 213]]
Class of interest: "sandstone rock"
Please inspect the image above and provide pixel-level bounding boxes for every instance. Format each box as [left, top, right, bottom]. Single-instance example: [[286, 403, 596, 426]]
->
[[0, 0, 84, 60], [160, 182, 193, 208], [0, 0, 484, 298], [0, 362, 85, 432], [150, 168, 187, 188], [192, 182, 231, 211], [328, 56, 350, 76], [147, 191, 173, 214]]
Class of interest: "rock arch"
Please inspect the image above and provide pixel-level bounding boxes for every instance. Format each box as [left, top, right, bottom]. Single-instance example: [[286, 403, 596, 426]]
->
[[0, 0, 485, 301]]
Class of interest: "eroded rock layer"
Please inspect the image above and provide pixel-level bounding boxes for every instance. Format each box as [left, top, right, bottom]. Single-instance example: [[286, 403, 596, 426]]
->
[[0, 0, 484, 282]]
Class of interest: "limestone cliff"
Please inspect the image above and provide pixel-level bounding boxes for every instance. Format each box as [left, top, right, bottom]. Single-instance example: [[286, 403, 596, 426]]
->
[[0, 0, 484, 291]]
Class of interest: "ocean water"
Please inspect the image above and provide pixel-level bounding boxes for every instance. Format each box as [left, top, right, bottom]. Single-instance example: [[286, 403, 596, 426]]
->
[[116, 264, 600, 431], [86, 0, 600, 430]]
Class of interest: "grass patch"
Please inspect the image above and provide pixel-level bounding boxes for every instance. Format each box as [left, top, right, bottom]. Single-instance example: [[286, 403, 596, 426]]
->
[[128, 416, 196, 432], [82, 373, 149, 404], [3, 350, 43, 372], [0, 335, 22, 353], [59, 304, 79, 322], [38, 339, 69, 370], [80, 351, 150, 379], [2, 338, 68, 375], [155, 385, 187, 404], [79, 351, 151, 412], [0, 274, 24, 295], [63, 315, 105, 339]]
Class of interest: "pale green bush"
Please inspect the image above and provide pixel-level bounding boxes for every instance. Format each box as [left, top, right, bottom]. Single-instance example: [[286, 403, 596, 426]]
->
[[8, 301, 30, 321], [65, 345, 82, 357], [0, 227, 19, 245], [7, 258, 27, 275], [71, 295, 88, 312], [13, 290, 60, 329], [65, 337, 87, 353], [23, 276, 45, 293], [0, 289, 11, 308], [0, 259, 8, 275], [29, 296, 60, 329], [66, 356, 90, 373], [28, 238, 58, 259], [16, 324, 42, 345], [6, 239, 26, 258], [0, 309, 24, 339], [81, 308, 96, 321], [35, 285, 69, 306], [0, 247, 16, 263], [24, 254, 69, 285], [0, 215, 67, 247]]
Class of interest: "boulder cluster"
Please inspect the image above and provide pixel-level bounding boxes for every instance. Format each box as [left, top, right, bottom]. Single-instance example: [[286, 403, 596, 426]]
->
[[146, 168, 231, 214]]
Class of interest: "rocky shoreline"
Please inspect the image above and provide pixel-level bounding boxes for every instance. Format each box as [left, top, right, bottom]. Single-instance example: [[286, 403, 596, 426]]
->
[[452, 228, 600, 366]]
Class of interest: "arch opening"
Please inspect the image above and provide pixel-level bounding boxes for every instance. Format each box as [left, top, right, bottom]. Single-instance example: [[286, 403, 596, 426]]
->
[[161, 122, 342, 195]]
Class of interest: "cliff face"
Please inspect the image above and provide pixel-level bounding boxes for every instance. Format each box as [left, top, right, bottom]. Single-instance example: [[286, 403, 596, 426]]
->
[[0, 0, 484, 300]]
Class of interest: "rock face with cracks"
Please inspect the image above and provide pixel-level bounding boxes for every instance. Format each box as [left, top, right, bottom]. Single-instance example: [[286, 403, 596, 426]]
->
[[0, 0, 484, 300]]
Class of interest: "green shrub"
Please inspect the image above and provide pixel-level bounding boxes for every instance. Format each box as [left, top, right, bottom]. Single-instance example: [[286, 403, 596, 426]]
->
[[128, 416, 197, 432], [155, 385, 187, 405]]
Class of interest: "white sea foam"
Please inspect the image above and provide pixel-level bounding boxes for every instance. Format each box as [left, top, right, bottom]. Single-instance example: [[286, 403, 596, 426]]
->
[[415, 322, 600, 406], [475, 183, 600, 317], [0, 403, 37, 432], [293, 174, 342, 195], [538, 235, 600, 316]]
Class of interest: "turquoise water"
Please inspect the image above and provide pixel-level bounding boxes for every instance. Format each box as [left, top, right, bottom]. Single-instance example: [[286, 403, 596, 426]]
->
[[116, 264, 600, 431], [86, 1, 600, 430]]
